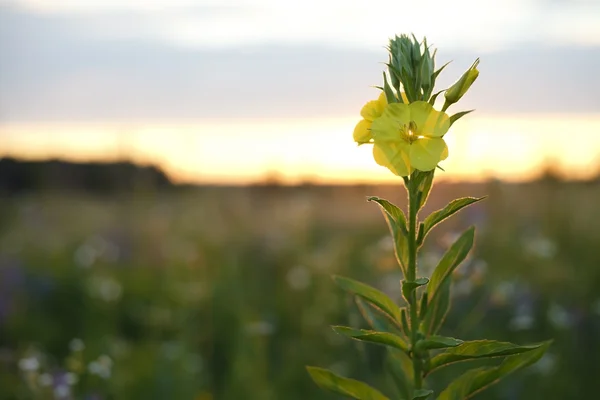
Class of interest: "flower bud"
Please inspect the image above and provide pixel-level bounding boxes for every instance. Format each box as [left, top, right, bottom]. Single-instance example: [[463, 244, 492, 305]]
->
[[444, 58, 480, 107]]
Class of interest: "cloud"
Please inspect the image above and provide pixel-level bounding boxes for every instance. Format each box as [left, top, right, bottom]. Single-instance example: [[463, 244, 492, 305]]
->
[[0, 4, 599, 122]]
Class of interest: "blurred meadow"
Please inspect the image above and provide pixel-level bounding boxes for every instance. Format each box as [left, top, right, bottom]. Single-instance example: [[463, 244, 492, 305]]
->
[[2, 0, 600, 399], [2, 174, 600, 399]]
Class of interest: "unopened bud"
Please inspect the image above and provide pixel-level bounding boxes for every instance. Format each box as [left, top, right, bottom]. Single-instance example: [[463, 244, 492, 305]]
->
[[444, 58, 480, 107]]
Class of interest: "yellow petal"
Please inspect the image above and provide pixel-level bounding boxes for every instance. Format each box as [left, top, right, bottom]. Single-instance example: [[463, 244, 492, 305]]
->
[[353, 119, 372, 144], [441, 142, 449, 160], [377, 91, 388, 107], [360, 97, 387, 122], [409, 137, 448, 171], [373, 142, 411, 176], [408, 101, 450, 138], [370, 103, 410, 142]]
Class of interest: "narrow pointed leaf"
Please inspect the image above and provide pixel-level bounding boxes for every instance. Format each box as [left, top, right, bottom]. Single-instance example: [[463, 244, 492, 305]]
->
[[428, 90, 445, 106], [415, 171, 435, 211], [428, 340, 547, 374], [436, 341, 551, 400], [307, 367, 390, 400], [332, 326, 410, 353], [420, 197, 485, 244], [449, 110, 475, 126], [427, 227, 475, 304], [416, 336, 463, 351], [334, 275, 402, 326], [368, 196, 409, 273], [383, 72, 399, 104], [367, 196, 408, 231], [356, 297, 403, 335], [421, 276, 451, 335], [413, 389, 434, 399], [432, 61, 451, 81]]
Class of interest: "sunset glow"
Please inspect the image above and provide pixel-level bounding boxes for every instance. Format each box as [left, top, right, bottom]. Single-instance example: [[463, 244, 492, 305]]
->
[[2, 114, 599, 184]]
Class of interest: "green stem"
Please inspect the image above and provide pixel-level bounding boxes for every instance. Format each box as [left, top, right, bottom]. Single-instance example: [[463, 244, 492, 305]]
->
[[407, 173, 423, 390]]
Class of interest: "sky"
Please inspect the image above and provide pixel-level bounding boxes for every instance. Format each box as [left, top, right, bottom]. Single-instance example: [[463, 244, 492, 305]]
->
[[1, 0, 600, 183]]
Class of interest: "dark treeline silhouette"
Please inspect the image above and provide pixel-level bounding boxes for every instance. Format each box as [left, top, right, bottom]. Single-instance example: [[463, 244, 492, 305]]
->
[[0, 157, 172, 194]]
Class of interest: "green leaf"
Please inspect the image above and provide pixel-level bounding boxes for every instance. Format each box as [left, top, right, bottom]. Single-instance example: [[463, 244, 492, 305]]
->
[[414, 171, 435, 211], [367, 196, 409, 274], [401, 278, 429, 303], [413, 389, 434, 399], [383, 72, 399, 104], [420, 277, 451, 335], [420, 197, 485, 244], [307, 367, 390, 400], [432, 60, 451, 81], [436, 341, 551, 400], [400, 308, 411, 337], [428, 90, 445, 106], [332, 326, 409, 353], [449, 110, 475, 126], [356, 297, 403, 335], [334, 275, 402, 327], [386, 348, 413, 400], [427, 340, 548, 374], [427, 227, 475, 304], [367, 196, 408, 231], [416, 336, 463, 351]]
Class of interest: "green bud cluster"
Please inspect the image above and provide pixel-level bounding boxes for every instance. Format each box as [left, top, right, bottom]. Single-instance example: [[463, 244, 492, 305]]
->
[[386, 34, 439, 103], [386, 34, 479, 113]]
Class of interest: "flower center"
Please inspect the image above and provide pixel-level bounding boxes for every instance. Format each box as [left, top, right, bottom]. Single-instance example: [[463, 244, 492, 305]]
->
[[400, 121, 419, 143]]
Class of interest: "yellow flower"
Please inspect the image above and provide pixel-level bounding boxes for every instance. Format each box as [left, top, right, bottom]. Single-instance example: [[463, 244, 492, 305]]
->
[[353, 92, 410, 144], [370, 101, 450, 176], [353, 92, 387, 144]]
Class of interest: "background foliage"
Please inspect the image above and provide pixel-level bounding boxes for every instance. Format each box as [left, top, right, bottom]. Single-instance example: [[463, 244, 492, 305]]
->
[[1, 170, 599, 399]]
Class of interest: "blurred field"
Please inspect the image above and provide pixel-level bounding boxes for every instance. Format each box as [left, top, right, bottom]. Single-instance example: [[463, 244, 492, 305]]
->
[[1, 178, 600, 399]]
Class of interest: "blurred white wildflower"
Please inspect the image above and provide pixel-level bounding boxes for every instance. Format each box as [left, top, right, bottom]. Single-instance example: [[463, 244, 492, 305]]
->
[[510, 303, 535, 331], [286, 265, 311, 291], [75, 235, 120, 267], [86, 276, 123, 303], [532, 352, 557, 375], [18, 356, 40, 372], [88, 355, 112, 379], [74, 243, 97, 268], [54, 384, 70, 399], [547, 302, 572, 329], [68, 338, 85, 353], [490, 281, 517, 306], [510, 314, 534, 331], [523, 234, 557, 259], [64, 372, 78, 386]]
